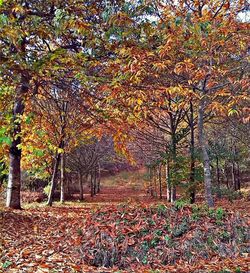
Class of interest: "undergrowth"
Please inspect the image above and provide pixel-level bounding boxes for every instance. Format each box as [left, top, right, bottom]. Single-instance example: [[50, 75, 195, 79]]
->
[[79, 203, 249, 271]]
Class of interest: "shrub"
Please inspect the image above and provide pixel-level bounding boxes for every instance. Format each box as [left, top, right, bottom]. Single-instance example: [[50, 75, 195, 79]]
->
[[43, 184, 51, 197], [212, 186, 242, 201]]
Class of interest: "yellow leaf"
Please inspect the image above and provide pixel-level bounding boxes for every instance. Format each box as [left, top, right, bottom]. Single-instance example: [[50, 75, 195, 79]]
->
[[137, 98, 143, 106], [57, 148, 64, 154]]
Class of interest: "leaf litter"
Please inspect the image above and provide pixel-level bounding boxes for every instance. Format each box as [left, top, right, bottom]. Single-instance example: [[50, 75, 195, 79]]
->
[[0, 200, 249, 273]]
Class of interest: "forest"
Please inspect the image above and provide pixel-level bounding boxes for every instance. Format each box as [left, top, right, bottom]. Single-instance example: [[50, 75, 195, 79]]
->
[[0, 0, 249, 272]]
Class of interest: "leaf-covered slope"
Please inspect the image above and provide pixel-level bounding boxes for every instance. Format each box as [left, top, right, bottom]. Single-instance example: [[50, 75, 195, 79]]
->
[[79, 204, 250, 272], [1, 202, 249, 273]]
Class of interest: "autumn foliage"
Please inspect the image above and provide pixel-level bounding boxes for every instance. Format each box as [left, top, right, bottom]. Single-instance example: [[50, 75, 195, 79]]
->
[[0, 0, 250, 272]]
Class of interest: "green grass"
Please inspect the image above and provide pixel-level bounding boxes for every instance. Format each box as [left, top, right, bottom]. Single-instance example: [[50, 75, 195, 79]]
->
[[101, 169, 147, 188]]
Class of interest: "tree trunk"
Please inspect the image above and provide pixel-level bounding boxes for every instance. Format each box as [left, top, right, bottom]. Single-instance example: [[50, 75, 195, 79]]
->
[[216, 156, 221, 198], [166, 160, 171, 202], [225, 164, 230, 189], [58, 102, 67, 202], [231, 162, 236, 190], [64, 171, 69, 197], [67, 173, 71, 197], [198, 95, 214, 207], [171, 143, 177, 202], [189, 100, 196, 204], [153, 167, 157, 197], [90, 172, 94, 197], [6, 151, 22, 209], [60, 153, 65, 203], [6, 74, 30, 209], [148, 167, 153, 197], [232, 145, 241, 191], [236, 162, 241, 190], [79, 172, 84, 201], [97, 162, 101, 193], [47, 153, 61, 206], [170, 184, 176, 202], [158, 165, 162, 199], [169, 114, 177, 202], [232, 161, 240, 191], [93, 167, 97, 195]]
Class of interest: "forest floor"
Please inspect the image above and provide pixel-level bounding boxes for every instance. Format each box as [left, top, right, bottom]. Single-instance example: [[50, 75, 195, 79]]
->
[[0, 171, 250, 273]]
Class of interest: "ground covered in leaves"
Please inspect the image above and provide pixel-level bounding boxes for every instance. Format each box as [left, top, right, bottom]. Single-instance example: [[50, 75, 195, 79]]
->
[[1, 198, 250, 273]]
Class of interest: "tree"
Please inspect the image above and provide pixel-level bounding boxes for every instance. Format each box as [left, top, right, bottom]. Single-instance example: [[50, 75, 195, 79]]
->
[[67, 136, 115, 200], [109, 0, 249, 207], [0, 0, 106, 208]]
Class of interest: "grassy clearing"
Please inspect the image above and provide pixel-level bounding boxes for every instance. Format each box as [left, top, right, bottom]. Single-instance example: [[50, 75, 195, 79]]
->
[[101, 169, 148, 189]]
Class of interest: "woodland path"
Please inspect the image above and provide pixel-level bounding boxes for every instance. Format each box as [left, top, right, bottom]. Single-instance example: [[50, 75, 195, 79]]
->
[[0, 171, 149, 272]]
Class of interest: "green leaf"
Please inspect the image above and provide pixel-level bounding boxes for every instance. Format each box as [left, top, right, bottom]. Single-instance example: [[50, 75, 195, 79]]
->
[[175, 17, 182, 26], [144, 5, 155, 15], [101, 9, 111, 22], [2, 261, 12, 269], [34, 149, 44, 157], [228, 108, 239, 116], [0, 127, 6, 136], [25, 116, 32, 124], [0, 0, 3, 7], [36, 130, 45, 137], [0, 136, 11, 145], [0, 14, 8, 25]]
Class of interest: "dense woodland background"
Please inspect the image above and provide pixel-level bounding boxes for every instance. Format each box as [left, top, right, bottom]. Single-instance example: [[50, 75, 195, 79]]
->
[[0, 0, 249, 272]]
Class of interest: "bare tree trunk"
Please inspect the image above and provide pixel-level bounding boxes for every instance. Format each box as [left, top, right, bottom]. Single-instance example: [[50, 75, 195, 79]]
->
[[79, 172, 84, 201], [90, 171, 94, 197], [58, 101, 67, 202], [93, 167, 97, 195], [171, 144, 177, 203], [232, 160, 240, 191], [149, 167, 154, 197], [153, 167, 157, 197], [189, 100, 196, 204], [225, 164, 230, 189], [67, 173, 71, 197], [166, 160, 171, 202], [97, 162, 101, 193], [64, 171, 68, 198], [170, 185, 176, 202], [232, 162, 236, 190], [47, 153, 61, 206], [6, 74, 30, 209], [6, 151, 22, 209], [158, 165, 162, 199], [236, 162, 241, 190], [170, 120, 177, 202], [232, 145, 241, 191], [216, 156, 221, 198], [198, 95, 214, 207], [60, 153, 65, 203]]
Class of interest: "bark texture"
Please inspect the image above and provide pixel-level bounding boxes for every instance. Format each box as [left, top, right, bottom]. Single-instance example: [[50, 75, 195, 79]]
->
[[60, 153, 65, 203], [6, 74, 30, 209], [47, 153, 61, 206], [189, 100, 196, 204], [198, 95, 214, 207], [79, 173, 84, 201]]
